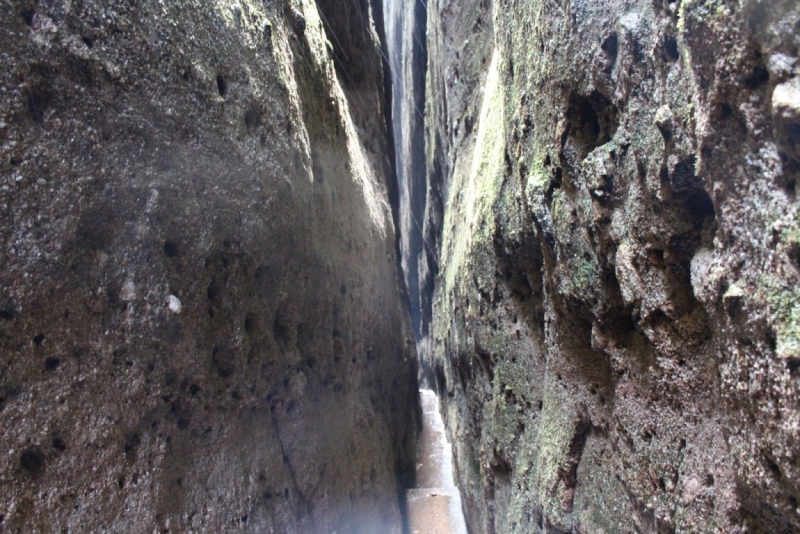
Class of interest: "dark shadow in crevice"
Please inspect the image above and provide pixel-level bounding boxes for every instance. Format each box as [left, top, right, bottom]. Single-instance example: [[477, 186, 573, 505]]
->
[[563, 91, 619, 160]]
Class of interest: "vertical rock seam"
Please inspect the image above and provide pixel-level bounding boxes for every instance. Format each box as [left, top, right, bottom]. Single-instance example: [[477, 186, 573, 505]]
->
[[417, 0, 800, 532], [385, 0, 431, 343], [0, 0, 419, 532]]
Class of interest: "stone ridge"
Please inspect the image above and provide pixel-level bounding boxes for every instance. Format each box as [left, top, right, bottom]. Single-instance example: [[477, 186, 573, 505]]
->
[[421, 0, 800, 532], [0, 0, 418, 532]]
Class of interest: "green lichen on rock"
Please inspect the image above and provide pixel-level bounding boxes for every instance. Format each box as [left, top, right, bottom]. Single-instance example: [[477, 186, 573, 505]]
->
[[421, 0, 800, 531], [440, 47, 506, 292], [550, 189, 601, 302], [761, 278, 800, 361]]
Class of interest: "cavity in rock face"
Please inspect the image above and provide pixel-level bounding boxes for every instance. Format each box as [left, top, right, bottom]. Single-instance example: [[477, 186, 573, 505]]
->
[[292, 10, 306, 37], [0, 0, 418, 532], [413, 0, 800, 532]]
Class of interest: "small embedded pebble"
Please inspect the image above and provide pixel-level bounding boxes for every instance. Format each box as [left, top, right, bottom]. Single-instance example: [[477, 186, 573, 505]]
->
[[168, 295, 182, 314]]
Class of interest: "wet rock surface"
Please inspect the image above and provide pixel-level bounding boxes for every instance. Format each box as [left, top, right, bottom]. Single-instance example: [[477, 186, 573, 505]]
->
[[406, 389, 467, 534], [416, 0, 800, 532], [0, 0, 418, 532]]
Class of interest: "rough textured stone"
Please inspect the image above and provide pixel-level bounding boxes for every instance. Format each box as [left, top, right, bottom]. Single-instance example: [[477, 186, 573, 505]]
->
[[415, 0, 800, 532], [0, 0, 418, 532]]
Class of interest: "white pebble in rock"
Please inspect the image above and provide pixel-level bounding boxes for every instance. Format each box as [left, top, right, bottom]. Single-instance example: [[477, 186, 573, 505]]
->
[[168, 295, 182, 314], [289, 372, 307, 398]]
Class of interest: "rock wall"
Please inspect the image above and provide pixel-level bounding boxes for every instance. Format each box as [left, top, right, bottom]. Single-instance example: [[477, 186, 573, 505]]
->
[[421, 0, 800, 532], [0, 0, 418, 532]]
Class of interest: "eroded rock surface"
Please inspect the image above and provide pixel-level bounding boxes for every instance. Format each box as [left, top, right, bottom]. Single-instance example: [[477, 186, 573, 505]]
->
[[0, 0, 418, 531], [417, 0, 800, 532]]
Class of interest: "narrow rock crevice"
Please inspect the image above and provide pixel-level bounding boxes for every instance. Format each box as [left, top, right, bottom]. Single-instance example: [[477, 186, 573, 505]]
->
[[3, 0, 800, 532]]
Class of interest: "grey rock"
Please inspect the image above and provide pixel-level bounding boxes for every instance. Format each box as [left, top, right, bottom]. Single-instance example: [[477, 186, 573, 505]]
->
[[0, 0, 418, 532], [409, 0, 800, 532]]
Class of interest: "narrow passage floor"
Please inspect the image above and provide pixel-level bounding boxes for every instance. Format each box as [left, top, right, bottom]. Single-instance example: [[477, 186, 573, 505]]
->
[[406, 389, 468, 534]]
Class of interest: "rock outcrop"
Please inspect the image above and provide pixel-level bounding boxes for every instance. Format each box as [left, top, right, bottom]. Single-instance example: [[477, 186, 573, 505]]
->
[[415, 0, 800, 532], [0, 0, 418, 531]]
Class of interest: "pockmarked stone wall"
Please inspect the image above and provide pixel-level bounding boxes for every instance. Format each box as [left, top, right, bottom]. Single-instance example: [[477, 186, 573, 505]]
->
[[0, 0, 418, 531], [422, 0, 800, 531]]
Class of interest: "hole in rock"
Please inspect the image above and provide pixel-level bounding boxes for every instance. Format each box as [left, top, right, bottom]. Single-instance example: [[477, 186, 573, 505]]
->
[[216, 75, 227, 97], [163, 241, 179, 257], [20, 447, 45, 475], [687, 189, 715, 224], [787, 243, 800, 269], [766, 330, 777, 352], [670, 155, 697, 191], [124, 433, 141, 457], [785, 178, 797, 196], [566, 91, 618, 157], [602, 33, 618, 58], [788, 124, 800, 150], [745, 65, 769, 89], [212, 345, 235, 378], [207, 280, 221, 301], [20, 8, 34, 25], [664, 36, 679, 61], [765, 455, 783, 480], [164, 370, 178, 387], [244, 314, 255, 333]]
